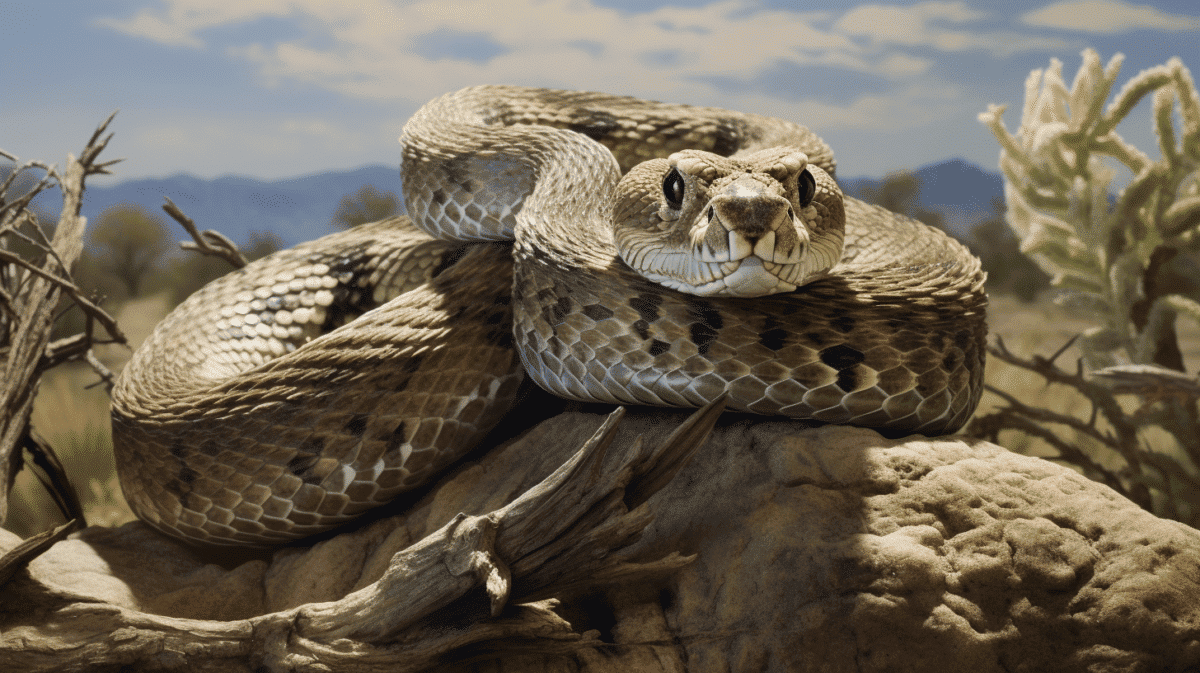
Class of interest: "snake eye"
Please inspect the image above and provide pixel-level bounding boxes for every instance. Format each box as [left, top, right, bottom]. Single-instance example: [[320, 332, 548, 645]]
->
[[797, 168, 816, 208], [662, 168, 685, 208]]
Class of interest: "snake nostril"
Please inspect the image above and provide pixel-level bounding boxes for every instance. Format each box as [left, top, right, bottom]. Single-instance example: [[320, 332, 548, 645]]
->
[[707, 206, 715, 222], [788, 208, 794, 219]]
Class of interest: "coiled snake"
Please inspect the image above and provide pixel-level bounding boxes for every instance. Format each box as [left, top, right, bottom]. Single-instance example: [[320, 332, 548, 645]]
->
[[111, 86, 988, 547]]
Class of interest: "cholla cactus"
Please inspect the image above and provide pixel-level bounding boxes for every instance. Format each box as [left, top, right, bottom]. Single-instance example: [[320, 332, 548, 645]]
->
[[980, 49, 1200, 370], [974, 50, 1200, 526]]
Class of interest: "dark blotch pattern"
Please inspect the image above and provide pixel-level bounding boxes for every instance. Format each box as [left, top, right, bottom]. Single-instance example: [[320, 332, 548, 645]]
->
[[197, 438, 221, 457], [758, 317, 787, 351], [167, 441, 200, 509], [629, 292, 663, 341], [804, 331, 829, 348], [167, 442, 200, 507], [954, 329, 975, 351], [443, 155, 475, 192], [287, 445, 323, 486], [431, 244, 473, 278], [568, 109, 620, 141], [633, 319, 650, 340], [649, 339, 671, 356], [582, 303, 615, 322], [685, 298, 724, 356], [708, 121, 742, 157], [836, 367, 863, 393], [344, 413, 369, 437], [540, 294, 573, 337], [384, 421, 408, 457], [831, 314, 856, 334], [629, 292, 663, 324], [819, 344, 865, 371], [319, 251, 377, 331], [551, 296, 571, 325], [942, 350, 960, 372], [393, 354, 425, 392]]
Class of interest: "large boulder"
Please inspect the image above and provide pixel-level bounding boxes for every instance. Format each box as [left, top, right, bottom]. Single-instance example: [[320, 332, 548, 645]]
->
[[3, 409, 1199, 672]]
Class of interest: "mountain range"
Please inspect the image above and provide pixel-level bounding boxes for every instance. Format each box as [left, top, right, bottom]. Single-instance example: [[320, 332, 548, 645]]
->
[[27, 158, 1005, 248]]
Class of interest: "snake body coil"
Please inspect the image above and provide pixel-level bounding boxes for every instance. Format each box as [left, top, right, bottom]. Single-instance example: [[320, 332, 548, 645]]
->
[[111, 86, 987, 546]]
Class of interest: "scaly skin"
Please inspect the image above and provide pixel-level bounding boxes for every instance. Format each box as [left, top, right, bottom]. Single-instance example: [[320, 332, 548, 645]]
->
[[111, 86, 987, 547]]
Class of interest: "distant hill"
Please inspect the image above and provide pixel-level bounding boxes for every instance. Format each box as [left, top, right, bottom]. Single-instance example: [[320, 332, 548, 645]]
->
[[30, 165, 402, 248], [27, 158, 1005, 248], [839, 158, 1005, 241]]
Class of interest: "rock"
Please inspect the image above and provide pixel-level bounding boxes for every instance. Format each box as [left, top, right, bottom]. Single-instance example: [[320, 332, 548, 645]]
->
[[4, 410, 1199, 672]]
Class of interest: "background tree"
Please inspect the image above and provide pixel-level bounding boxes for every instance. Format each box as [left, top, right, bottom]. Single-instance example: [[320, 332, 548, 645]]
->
[[332, 184, 400, 229], [858, 171, 947, 231], [85, 205, 170, 299]]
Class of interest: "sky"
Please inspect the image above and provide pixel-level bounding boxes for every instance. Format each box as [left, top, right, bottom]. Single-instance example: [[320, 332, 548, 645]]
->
[[2, 0, 1198, 185]]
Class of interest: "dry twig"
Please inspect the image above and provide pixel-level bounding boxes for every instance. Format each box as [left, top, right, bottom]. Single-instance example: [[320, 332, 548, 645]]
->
[[163, 196, 248, 269]]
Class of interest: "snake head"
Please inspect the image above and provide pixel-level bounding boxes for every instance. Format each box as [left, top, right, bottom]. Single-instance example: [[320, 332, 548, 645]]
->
[[613, 148, 845, 297]]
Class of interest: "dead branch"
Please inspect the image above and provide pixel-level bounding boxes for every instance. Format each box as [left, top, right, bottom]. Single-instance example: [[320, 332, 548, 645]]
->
[[0, 398, 723, 672], [0, 519, 79, 588], [20, 430, 86, 527], [0, 113, 119, 525], [966, 335, 1195, 511], [0, 246, 125, 346], [163, 197, 248, 269], [982, 335, 1143, 461]]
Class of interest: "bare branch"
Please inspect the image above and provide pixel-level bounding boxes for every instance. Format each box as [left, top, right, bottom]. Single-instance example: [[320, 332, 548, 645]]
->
[[0, 113, 119, 524], [0, 519, 80, 588], [22, 431, 86, 527], [84, 348, 118, 392], [988, 336, 1141, 451], [982, 382, 1118, 448], [0, 246, 126, 345], [163, 197, 248, 269]]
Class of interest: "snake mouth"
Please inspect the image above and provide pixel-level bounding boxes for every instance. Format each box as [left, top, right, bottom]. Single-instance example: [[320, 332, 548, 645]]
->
[[696, 228, 805, 266], [689, 257, 801, 297]]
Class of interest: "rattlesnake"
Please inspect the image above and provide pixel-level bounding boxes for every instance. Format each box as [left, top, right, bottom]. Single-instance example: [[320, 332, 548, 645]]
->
[[111, 86, 988, 547]]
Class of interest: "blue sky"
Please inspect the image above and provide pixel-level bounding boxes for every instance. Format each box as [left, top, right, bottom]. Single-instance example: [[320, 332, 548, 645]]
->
[[2, 0, 1198, 183]]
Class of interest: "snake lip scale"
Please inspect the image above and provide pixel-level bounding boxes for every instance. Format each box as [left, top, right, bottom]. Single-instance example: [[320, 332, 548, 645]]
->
[[111, 85, 988, 547]]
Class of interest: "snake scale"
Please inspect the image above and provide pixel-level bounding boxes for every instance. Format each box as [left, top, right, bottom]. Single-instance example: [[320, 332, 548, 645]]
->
[[111, 86, 988, 547]]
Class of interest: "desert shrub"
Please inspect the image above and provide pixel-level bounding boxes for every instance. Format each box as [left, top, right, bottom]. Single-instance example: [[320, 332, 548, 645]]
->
[[973, 49, 1200, 526]]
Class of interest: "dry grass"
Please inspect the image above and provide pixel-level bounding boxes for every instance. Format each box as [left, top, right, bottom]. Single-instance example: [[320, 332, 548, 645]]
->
[[6, 292, 1198, 539]]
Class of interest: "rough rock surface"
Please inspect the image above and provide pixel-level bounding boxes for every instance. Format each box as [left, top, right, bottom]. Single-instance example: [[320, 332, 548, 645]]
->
[[4, 410, 1199, 672]]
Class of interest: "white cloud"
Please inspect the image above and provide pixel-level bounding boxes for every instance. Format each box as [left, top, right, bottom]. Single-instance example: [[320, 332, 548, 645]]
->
[[94, 0, 297, 48], [89, 0, 1073, 143], [834, 1, 1070, 55], [1021, 0, 1200, 33], [834, 1, 984, 50]]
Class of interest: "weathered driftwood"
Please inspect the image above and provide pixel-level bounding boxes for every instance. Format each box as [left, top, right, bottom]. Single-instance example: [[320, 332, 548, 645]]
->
[[0, 400, 722, 672]]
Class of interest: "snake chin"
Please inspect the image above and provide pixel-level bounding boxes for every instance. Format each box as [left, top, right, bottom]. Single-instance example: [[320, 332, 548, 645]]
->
[[641, 255, 802, 297]]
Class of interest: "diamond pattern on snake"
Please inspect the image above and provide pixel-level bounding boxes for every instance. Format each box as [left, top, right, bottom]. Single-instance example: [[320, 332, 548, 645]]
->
[[111, 86, 988, 546]]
